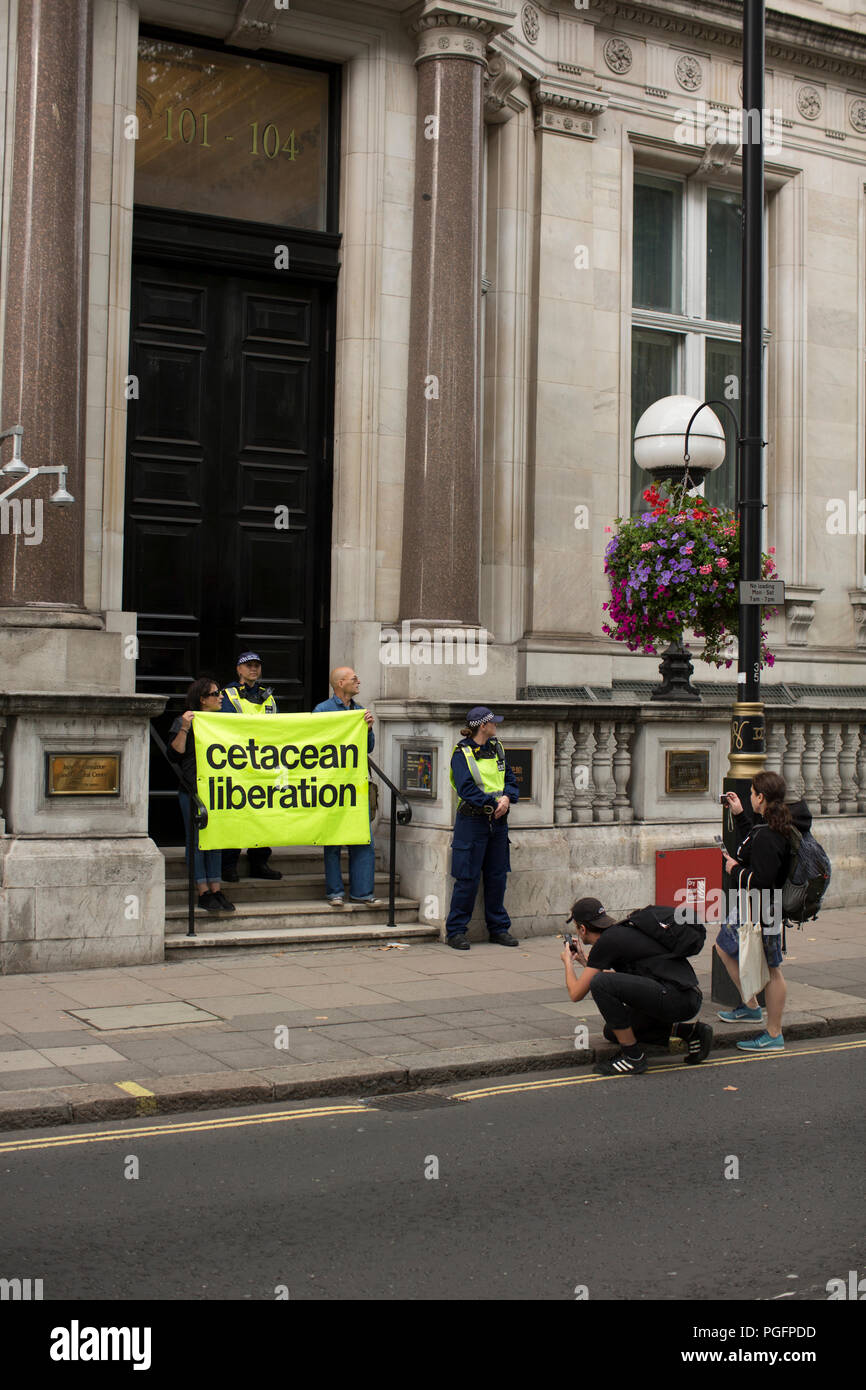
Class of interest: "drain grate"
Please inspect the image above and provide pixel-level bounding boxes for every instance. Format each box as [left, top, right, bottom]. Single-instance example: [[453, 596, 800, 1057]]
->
[[362, 1091, 463, 1111]]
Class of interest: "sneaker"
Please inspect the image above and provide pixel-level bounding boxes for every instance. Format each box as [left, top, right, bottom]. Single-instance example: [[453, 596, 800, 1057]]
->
[[214, 891, 235, 912], [737, 1031, 784, 1052], [489, 931, 519, 946], [196, 892, 222, 914], [718, 1004, 763, 1022], [594, 1051, 647, 1077], [250, 864, 282, 880], [326, 895, 345, 908], [349, 895, 382, 905], [447, 933, 470, 951], [683, 1021, 713, 1065]]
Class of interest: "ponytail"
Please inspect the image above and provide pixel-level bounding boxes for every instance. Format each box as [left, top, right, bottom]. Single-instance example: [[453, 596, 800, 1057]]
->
[[752, 770, 793, 839]]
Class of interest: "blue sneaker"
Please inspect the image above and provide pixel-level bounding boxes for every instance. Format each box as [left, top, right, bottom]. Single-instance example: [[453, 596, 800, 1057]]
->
[[737, 1031, 784, 1052], [718, 1004, 763, 1022]]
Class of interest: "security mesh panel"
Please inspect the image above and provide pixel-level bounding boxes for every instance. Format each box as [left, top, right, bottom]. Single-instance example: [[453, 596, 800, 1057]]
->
[[362, 1091, 464, 1111], [518, 687, 596, 701]]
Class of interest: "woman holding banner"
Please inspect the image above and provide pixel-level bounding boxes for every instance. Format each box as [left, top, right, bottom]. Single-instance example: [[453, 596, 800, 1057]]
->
[[168, 677, 235, 914]]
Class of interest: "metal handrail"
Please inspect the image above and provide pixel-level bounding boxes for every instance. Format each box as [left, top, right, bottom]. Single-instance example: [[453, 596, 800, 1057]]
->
[[369, 757, 412, 929], [149, 723, 208, 938]]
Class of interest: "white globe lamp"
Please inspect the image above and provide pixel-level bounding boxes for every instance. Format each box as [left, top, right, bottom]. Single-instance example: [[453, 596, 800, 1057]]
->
[[633, 395, 726, 486]]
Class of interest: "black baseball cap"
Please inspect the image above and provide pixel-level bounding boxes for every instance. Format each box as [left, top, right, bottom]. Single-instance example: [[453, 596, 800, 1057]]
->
[[466, 706, 503, 727], [237, 652, 262, 665], [567, 897, 617, 930]]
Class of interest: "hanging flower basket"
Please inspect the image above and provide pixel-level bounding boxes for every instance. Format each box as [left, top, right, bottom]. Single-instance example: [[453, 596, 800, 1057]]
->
[[602, 483, 778, 669]]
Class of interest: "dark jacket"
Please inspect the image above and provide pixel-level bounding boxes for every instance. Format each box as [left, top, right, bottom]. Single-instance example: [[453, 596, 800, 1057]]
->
[[729, 800, 810, 927], [586, 906, 705, 993]]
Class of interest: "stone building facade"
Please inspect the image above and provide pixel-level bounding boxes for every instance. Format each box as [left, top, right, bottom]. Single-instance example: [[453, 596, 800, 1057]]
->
[[1, 0, 866, 970]]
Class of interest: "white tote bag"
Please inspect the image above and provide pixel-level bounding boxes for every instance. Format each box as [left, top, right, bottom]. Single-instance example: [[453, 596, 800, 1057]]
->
[[737, 873, 770, 1003]]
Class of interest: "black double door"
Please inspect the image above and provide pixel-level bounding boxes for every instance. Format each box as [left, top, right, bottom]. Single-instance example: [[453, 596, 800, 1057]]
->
[[124, 256, 334, 842]]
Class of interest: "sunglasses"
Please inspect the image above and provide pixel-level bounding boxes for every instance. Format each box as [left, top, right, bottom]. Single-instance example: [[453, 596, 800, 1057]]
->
[[204, 689, 221, 698]]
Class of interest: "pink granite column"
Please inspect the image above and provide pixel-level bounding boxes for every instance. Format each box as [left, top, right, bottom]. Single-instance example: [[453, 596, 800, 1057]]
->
[[0, 0, 92, 608], [397, 12, 490, 624]]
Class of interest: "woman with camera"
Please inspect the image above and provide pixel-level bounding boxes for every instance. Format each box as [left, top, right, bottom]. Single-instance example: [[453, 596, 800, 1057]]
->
[[716, 769, 808, 1052]]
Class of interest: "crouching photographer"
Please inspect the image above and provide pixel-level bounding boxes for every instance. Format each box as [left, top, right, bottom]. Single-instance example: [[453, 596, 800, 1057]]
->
[[561, 896, 713, 1076]]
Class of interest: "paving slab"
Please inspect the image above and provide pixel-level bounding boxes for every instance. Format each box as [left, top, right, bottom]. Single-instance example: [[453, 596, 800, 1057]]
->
[[67, 1003, 221, 1030]]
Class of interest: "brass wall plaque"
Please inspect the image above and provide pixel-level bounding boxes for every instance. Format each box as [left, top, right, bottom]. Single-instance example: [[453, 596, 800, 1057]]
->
[[506, 746, 534, 799], [46, 754, 121, 796], [400, 746, 437, 798], [665, 750, 709, 794]]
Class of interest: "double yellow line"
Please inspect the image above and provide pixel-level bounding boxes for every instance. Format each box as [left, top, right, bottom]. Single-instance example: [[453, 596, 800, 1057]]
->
[[0, 1038, 861, 1155]]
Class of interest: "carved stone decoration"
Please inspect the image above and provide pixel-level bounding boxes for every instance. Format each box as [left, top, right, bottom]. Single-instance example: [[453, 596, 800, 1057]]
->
[[784, 588, 822, 647], [554, 724, 576, 825], [484, 51, 523, 125], [857, 726, 866, 814], [820, 722, 842, 815], [838, 725, 859, 814], [850, 99, 866, 134], [675, 54, 702, 91], [782, 721, 806, 801], [592, 720, 616, 824], [532, 80, 606, 138], [765, 721, 786, 777], [414, 12, 499, 66], [797, 85, 822, 120], [521, 3, 539, 46], [571, 723, 595, 825], [801, 723, 824, 811], [612, 721, 635, 823], [603, 38, 632, 75], [848, 590, 866, 651]]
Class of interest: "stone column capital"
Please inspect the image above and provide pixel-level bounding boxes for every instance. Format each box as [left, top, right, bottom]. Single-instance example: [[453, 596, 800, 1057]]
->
[[531, 77, 607, 137], [410, 1, 517, 66]]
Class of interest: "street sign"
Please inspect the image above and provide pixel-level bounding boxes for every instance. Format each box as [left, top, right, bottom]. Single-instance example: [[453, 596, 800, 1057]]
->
[[739, 580, 785, 605]]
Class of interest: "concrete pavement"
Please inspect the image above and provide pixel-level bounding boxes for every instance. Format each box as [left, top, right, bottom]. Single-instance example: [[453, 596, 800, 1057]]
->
[[0, 906, 864, 1130]]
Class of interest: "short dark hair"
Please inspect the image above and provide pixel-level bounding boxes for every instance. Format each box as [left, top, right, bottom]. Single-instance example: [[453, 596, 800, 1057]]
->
[[185, 675, 220, 709]]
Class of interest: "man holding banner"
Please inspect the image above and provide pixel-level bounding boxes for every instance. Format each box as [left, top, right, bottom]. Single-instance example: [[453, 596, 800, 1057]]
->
[[193, 707, 372, 862], [313, 667, 380, 908]]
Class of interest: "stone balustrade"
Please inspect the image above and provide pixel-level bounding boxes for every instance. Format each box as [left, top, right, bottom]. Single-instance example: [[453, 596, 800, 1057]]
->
[[552, 707, 866, 823]]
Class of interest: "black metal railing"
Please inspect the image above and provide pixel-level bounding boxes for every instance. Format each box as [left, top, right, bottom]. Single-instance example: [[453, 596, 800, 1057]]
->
[[369, 758, 412, 929], [149, 724, 208, 938]]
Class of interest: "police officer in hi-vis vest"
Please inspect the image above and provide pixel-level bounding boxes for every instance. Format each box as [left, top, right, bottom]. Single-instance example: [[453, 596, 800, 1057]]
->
[[445, 707, 520, 950], [220, 652, 282, 882]]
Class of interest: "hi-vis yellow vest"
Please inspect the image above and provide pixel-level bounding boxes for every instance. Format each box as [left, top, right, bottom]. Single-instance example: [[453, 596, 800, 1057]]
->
[[223, 685, 277, 715], [450, 738, 506, 809]]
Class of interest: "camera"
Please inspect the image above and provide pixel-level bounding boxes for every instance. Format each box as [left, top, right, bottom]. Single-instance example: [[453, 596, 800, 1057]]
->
[[563, 932, 578, 953], [719, 793, 730, 805]]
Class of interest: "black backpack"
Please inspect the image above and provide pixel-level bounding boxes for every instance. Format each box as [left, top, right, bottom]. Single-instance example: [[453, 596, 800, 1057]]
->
[[782, 827, 831, 927]]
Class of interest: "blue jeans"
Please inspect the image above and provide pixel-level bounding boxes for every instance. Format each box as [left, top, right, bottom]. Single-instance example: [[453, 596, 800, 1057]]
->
[[179, 792, 222, 886], [324, 827, 375, 899]]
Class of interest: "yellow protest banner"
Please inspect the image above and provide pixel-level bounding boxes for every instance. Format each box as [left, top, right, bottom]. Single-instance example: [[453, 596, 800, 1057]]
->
[[193, 712, 370, 849]]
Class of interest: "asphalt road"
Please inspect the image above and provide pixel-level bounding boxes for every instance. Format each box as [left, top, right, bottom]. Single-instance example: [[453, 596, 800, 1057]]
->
[[2, 1035, 864, 1304]]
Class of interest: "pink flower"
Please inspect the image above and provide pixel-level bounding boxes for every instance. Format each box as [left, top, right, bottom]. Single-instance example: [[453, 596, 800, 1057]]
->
[[640, 542, 654, 550], [768, 546, 775, 554], [699, 565, 712, 575], [717, 558, 729, 570], [604, 526, 612, 533]]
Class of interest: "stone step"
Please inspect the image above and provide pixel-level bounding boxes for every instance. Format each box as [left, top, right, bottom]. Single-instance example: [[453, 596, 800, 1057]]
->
[[165, 920, 438, 956], [160, 845, 387, 876], [165, 870, 399, 905], [165, 896, 421, 934]]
